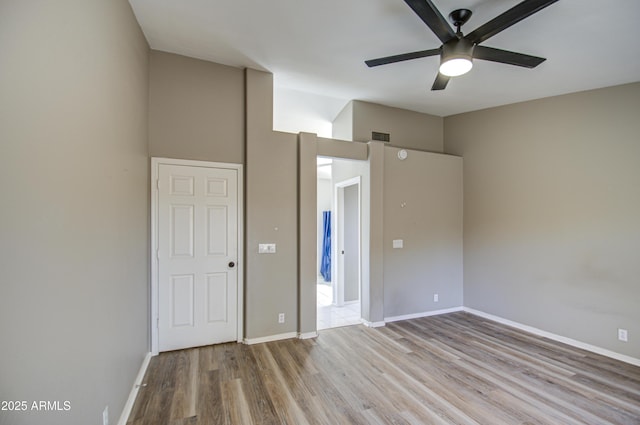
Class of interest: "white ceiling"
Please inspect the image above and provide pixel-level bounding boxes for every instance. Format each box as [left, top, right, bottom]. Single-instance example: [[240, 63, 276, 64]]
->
[[129, 0, 640, 119]]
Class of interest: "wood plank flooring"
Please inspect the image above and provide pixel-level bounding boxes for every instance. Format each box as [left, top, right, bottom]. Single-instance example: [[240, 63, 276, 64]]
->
[[127, 312, 640, 424]]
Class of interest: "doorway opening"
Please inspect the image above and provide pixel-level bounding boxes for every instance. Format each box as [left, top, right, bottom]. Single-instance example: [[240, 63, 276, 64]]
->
[[316, 157, 362, 330]]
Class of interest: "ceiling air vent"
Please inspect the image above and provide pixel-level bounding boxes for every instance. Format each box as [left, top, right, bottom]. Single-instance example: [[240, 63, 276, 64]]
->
[[372, 131, 390, 142]]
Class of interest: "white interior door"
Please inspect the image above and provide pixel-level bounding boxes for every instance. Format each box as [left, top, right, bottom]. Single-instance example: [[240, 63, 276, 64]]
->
[[158, 163, 238, 352]]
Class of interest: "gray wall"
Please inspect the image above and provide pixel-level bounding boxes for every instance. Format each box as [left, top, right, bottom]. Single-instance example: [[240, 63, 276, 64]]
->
[[0, 1, 149, 424], [383, 147, 463, 318], [148, 51, 245, 164], [147, 60, 299, 340], [298, 133, 320, 335], [351, 101, 444, 152], [343, 184, 360, 302], [245, 70, 299, 339], [444, 82, 640, 359]]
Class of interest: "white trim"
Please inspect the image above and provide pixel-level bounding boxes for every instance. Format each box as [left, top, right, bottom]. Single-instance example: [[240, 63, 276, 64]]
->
[[385, 306, 464, 323], [243, 332, 298, 345], [151, 159, 159, 355], [117, 352, 153, 425], [361, 319, 386, 328], [464, 308, 640, 367], [298, 331, 319, 339], [150, 157, 244, 355], [236, 165, 244, 345]]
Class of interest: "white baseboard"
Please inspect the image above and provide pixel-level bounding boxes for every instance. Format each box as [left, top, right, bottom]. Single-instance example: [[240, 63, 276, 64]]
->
[[298, 331, 318, 339], [117, 352, 153, 425], [361, 319, 386, 328], [385, 306, 464, 323], [463, 307, 640, 368], [243, 331, 298, 345]]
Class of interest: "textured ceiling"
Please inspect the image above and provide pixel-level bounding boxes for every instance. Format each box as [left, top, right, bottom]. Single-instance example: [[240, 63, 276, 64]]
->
[[129, 0, 640, 119]]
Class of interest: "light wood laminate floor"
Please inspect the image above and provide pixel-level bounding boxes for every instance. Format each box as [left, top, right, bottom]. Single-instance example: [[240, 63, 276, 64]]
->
[[128, 312, 640, 424]]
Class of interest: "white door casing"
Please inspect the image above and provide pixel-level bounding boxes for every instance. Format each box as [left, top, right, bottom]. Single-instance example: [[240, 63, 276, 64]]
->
[[151, 158, 243, 354]]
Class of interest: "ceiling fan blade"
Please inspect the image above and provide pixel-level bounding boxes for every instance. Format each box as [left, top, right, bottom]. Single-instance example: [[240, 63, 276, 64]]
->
[[431, 73, 450, 91], [465, 0, 558, 45], [474, 46, 546, 68], [365, 49, 440, 67], [404, 0, 457, 44]]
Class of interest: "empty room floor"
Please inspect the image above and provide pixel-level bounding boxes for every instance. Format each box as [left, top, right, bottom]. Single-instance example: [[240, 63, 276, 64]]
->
[[317, 282, 361, 330], [127, 312, 640, 424]]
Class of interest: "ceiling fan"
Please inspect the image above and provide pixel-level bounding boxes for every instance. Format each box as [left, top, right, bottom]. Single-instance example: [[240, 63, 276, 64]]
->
[[365, 0, 558, 90]]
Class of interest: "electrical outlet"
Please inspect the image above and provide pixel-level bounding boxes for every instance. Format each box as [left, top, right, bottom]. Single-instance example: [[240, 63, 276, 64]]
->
[[278, 313, 285, 324], [102, 406, 109, 425], [433, 293, 439, 302], [618, 328, 628, 342]]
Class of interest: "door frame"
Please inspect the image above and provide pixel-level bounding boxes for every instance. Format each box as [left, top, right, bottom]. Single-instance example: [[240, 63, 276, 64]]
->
[[333, 176, 361, 307], [150, 157, 244, 355]]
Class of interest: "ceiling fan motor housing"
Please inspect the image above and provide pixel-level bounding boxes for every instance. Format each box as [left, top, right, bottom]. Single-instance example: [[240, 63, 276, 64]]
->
[[442, 37, 474, 58], [440, 37, 475, 74]]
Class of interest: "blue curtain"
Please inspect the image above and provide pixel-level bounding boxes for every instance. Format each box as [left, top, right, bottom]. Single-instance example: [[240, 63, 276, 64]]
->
[[320, 211, 331, 282]]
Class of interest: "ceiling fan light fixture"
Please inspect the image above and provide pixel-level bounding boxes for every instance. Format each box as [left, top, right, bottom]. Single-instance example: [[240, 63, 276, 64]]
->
[[439, 57, 473, 76], [439, 38, 474, 77]]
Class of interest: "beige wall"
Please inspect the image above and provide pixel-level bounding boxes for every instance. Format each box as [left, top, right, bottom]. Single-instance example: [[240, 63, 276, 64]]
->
[[383, 147, 463, 318], [351, 101, 444, 152], [245, 70, 299, 339], [147, 58, 298, 340], [367, 141, 386, 322], [149, 51, 245, 164], [444, 82, 640, 359], [0, 1, 149, 424], [298, 132, 319, 334]]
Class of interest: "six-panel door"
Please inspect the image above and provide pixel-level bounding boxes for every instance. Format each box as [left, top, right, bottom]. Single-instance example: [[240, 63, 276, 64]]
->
[[158, 164, 238, 352]]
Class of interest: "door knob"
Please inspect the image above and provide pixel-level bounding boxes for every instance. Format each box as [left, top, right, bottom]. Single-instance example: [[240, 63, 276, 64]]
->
[[228, 261, 235, 268]]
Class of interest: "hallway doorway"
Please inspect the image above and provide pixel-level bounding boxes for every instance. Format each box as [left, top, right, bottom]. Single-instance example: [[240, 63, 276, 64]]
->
[[316, 157, 362, 330]]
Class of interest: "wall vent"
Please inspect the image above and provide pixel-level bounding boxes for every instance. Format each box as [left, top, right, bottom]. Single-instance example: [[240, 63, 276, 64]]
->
[[371, 131, 390, 142]]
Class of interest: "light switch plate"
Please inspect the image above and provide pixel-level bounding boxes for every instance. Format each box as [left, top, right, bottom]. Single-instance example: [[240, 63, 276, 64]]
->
[[393, 239, 403, 249], [259, 243, 276, 254]]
